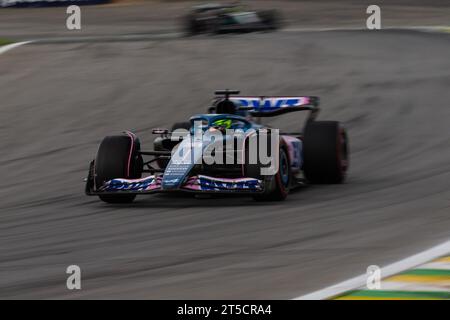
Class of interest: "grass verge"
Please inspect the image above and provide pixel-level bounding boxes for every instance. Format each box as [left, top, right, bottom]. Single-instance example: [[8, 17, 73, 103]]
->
[[0, 39, 13, 46]]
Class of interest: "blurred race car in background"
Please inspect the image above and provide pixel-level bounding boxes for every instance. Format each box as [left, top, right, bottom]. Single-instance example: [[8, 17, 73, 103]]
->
[[185, 3, 281, 35], [85, 90, 349, 203]]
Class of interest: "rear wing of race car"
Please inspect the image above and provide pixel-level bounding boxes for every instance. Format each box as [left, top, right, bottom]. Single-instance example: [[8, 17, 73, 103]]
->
[[231, 96, 319, 117], [211, 90, 320, 118]]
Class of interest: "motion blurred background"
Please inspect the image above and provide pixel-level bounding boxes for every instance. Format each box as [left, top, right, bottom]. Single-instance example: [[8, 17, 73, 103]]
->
[[1, 1, 450, 39]]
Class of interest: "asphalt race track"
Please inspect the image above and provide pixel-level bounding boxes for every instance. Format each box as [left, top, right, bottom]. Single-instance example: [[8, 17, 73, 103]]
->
[[1, 21, 450, 298]]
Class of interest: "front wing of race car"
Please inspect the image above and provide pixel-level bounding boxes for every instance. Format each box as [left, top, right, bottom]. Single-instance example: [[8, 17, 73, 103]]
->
[[86, 174, 265, 196]]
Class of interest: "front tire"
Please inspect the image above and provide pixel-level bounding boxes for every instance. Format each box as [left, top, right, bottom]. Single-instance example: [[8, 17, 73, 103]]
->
[[95, 132, 143, 203], [244, 132, 290, 201], [252, 146, 290, 201]]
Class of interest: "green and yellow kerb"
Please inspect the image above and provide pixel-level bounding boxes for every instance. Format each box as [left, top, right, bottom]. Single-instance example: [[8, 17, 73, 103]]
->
[[334, 255, 450, 300]]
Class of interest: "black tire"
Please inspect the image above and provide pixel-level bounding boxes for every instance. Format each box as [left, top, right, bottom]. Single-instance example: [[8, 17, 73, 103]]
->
[[95, 133, 143, 203], [185, 14, 202, 35], [185, 14, 196, 35], [210, 17, 222, 35], [153, 122, 191, 169], [259, 10, 280, 30], [171, 121, 191, 131], [252, 147, 291, 201], [244, 132, 290, 201], [303, 121, 349, 184]]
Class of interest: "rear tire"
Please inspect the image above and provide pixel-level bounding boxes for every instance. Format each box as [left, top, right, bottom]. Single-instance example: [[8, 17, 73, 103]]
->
[[153, 122, 191, 169], [95, 133, 143, 203], [171, 121, 191, 131], [303, 121, 349, 184], [259, 10, 280, 30], [185, 14, 201, 35]]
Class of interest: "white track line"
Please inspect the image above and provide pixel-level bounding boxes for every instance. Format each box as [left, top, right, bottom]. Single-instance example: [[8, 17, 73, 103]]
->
[[0, 41, 33, 56], [375, 281, 450, 293], [282, 26, 364, 33], [418, 261, 450, 270], [3, 25, 447, 50], [294, 240, 450, 300], [282, 25, 450, 34]]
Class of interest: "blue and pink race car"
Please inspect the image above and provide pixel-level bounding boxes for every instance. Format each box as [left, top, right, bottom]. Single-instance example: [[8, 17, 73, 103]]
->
[[85, 90, 349, 203]]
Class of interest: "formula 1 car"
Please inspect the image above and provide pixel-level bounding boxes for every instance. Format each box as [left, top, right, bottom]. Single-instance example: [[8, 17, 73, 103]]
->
[[184, 3, 280, 35], [85, 90, 349, 203]]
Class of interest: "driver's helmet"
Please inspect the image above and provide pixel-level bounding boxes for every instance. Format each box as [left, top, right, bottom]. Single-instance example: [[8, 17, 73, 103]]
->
[[215, 99, 237, 114]]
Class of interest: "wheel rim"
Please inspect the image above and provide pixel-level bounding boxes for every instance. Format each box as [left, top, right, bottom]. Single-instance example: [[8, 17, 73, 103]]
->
[[280, 150, 289, 186]]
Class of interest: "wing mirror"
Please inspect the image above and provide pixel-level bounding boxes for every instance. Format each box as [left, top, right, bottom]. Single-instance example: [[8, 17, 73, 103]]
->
[[152, 128, 169, 135]]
